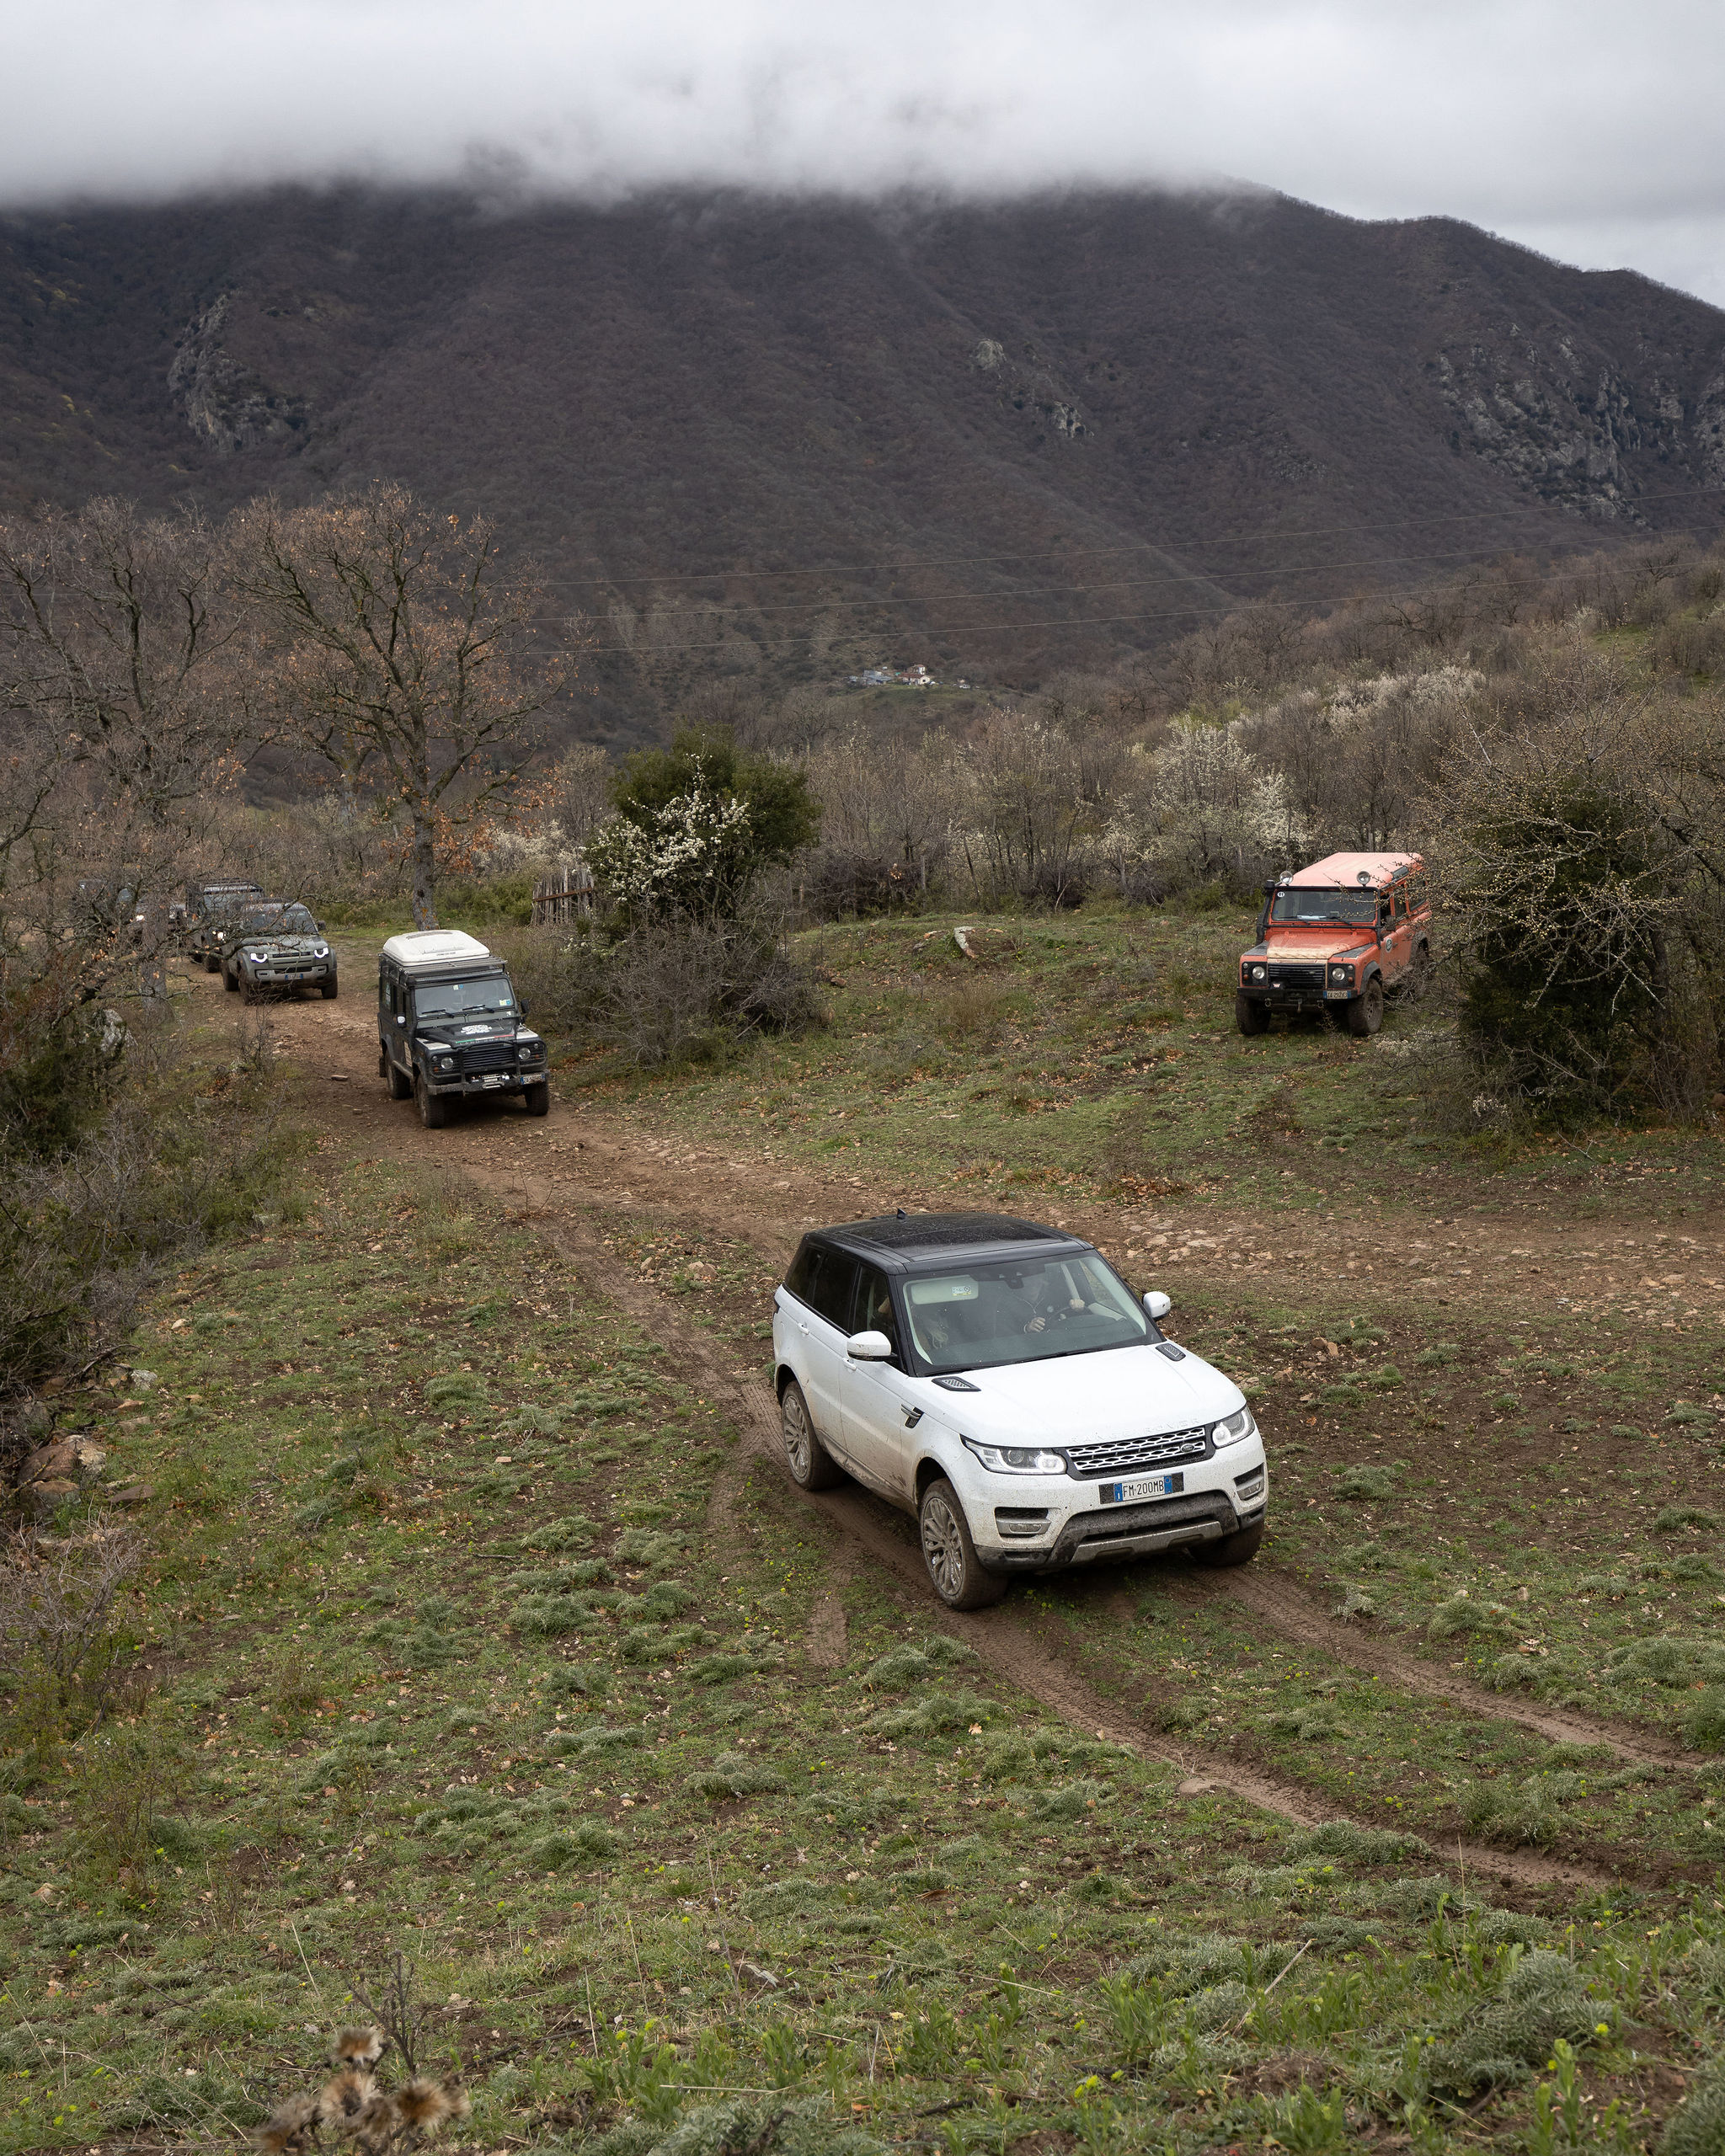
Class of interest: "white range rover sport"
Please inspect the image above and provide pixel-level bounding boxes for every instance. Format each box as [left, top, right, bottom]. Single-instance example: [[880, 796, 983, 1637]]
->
[[771, 1211, 1268, 1609]]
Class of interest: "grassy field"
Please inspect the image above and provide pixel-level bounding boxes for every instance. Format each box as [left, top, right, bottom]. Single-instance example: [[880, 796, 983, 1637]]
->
[[7, 910, 1725, 2155]]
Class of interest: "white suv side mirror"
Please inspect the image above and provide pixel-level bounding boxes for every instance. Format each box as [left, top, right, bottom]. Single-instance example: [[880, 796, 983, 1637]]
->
[[1143, 1290, 1172, 1321], [846, 1329, 894, 1361]]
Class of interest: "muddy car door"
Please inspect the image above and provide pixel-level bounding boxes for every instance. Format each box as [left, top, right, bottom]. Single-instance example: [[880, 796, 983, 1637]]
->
[[1381, 884, 1413, 983], [838, 1264, 918, 1500], [788, 1244, 862, 1469]]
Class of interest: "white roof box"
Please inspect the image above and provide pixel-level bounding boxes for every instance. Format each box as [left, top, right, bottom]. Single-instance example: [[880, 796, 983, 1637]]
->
[[381, 929, 494, 969]]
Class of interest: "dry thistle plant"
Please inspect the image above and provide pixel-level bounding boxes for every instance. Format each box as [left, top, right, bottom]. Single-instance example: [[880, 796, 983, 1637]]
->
[[256, 2020, 468, 2156]]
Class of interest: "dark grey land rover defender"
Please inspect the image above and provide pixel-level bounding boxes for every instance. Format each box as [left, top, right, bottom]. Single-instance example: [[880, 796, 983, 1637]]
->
[[377, 931, 550, 1128]]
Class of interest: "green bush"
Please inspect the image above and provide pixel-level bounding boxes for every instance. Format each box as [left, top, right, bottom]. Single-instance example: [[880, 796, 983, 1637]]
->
[[1664, 2052, 1725, 2156], [1428, 1951, 1610, 2093], [1333, 1465, 1397, 1502]]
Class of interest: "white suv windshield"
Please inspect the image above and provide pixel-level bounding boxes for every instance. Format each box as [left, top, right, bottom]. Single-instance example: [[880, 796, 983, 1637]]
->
[[414, 977, 515, 1019], [903, 1252, 1148, 1374]]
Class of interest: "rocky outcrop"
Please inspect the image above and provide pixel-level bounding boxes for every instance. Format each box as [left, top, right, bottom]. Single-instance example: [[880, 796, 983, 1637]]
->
[[970, 333, 1087, 442], [168, 292, 310, 453], [15, 1434, 107, 1512], [1430, 329, 1725, 517]]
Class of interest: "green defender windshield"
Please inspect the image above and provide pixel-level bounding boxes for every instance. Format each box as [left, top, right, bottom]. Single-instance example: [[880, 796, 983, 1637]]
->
[[240, 904, 318, 935], [1268, 888, 1379, 926], [902, 1251, 1149, 1374], [412, 976, 515, 1021]]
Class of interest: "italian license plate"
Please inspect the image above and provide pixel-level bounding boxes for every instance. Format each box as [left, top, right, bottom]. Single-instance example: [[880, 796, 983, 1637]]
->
[[483, 1074, 501, 1087], [1101, 1471, 1183, 1504], [1324, 988, 1348, 1000]]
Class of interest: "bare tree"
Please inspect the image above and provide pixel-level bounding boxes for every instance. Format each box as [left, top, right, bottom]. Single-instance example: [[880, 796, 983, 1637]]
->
[[238, 483, 566, 927], [0, 497, 247, 1033]]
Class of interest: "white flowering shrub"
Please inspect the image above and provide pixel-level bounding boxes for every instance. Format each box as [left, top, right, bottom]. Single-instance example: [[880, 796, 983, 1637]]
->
[[1104, 718, 1306, 883], [585, 783, 754, 921]]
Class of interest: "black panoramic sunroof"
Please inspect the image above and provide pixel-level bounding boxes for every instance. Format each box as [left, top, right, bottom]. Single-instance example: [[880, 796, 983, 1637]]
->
[[829, 1211, 1072, 1254]]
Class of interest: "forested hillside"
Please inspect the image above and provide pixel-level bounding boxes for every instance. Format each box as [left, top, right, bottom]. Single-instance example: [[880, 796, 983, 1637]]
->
[[6, 185, 1725, 734]]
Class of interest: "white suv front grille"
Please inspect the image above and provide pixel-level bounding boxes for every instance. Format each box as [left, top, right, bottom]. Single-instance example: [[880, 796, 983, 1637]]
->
[[1064, 1427, 1210, 1477]]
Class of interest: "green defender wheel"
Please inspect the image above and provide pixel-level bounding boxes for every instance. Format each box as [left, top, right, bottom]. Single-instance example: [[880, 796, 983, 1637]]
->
[[415, 1075, 450, 1129]]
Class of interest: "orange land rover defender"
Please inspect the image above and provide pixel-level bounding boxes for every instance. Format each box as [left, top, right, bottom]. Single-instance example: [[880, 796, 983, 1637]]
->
[[1236, 851, 1432, 1039]]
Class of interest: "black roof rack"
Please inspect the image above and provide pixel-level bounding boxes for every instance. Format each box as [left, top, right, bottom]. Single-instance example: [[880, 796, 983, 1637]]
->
[[819, 1211, 1082, 1267]]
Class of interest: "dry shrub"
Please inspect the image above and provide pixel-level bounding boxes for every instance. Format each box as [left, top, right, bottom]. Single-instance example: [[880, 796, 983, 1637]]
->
[[0, 1526, 143, 1744], [1425, 641, 1725, 1123], [524, 912, 822, 1069], [0, 1059, 296, 1391], [942, 978, 1007, 1044]]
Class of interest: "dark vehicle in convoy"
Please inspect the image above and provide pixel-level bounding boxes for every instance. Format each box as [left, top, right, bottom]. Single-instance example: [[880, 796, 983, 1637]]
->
[[377, 931, 549, 1128], [220, 902, 338, 1000], [772, 1211, 1267, 1609], [1236, 851, 1432, 1038], [180, 879, 265, 971]]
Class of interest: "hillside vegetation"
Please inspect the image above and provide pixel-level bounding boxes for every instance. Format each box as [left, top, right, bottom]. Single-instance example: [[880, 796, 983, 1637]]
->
[[6, 186, 1725, 733]]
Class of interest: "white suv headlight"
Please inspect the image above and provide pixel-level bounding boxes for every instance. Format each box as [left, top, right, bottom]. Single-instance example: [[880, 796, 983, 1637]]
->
[[963, 1438, 1068, 1476], [1212, 1407, 1257, 1447]]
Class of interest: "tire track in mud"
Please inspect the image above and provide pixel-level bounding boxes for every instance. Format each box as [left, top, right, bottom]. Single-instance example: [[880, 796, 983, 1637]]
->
[[1193, 1567, 1685, 1769], [517, 1203, 1614, 1892], [479, 1140, 1689, 1780], [232, 974, 1648, 1893]]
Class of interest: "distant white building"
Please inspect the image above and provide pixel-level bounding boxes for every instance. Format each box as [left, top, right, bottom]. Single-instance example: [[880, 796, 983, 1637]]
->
[[845, 660, 970, 689]]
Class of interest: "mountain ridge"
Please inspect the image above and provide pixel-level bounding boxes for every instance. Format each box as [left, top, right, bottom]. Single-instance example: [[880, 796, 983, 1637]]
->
[[4, 184, 1724, 733]]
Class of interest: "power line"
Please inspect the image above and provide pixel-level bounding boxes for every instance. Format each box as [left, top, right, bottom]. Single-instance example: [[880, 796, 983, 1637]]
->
[[523, 480, 1725, 593], [560, 515, 1725, 659], [530, 539, 1556, 631]]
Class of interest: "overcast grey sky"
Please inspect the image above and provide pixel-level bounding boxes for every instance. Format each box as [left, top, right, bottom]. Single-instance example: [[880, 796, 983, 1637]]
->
[[13, 0, 1725, 305]]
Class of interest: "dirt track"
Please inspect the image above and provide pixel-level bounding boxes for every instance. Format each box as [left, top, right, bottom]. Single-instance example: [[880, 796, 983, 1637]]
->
[[227, 969, 1690, 1891]]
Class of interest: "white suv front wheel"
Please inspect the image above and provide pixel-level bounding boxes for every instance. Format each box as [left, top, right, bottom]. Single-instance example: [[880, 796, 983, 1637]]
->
[[918, 1478, 1007, 1610]]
